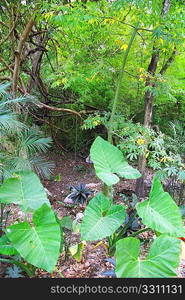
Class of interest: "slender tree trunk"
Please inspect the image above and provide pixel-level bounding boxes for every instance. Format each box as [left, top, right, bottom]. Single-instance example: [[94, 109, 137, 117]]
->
[[135, 0, 171, 197], [135, 48, 160, 197], [12, 18, 35, 95], [27, 32, 48, 93]]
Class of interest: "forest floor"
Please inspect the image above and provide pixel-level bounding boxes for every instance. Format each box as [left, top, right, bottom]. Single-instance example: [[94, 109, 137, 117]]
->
[[0, 152, 185, 278]]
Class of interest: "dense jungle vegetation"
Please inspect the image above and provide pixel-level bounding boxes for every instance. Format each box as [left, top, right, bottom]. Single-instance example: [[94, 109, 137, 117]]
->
[[0, 0, 185, 280]]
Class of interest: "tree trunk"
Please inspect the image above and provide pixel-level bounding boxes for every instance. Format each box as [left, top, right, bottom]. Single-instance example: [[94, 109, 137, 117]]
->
[[12, 18, 35, 95], [135, 48, 160, 197], [144, 48, 160, 127], [135, 0, 171, 198], [26, 32, 48, 93]]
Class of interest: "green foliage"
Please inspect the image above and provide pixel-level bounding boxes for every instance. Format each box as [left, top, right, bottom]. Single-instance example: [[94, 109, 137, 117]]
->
[[136, 176, 185, 237], [0, 171, 62, 274], [0, 234, 18, 256], [17, 127, 52, 155], [90, 136, 141, 185], [5, 204, 61, 273], [54, 174, 61, 182], [0, 171, 50, 213], [68, 241, 86, 262], [0, 84, 54, 180], [81, 114, 104, 130], [80, 192, 126, 241], [82, 113, 184, 170], [38, 0, 185, 123], [1, 0, 185, 279], [0, 110, 25, 133], [1, 126, 55, 179], [115, 235, 181, 278], [114, 119, 185, 175], [59, 216, 73, 231], [80, 135, 184, 277], [167, 121, 185, 159], [83, 115, 185, 204], [179, 205, 185, 219], [0, 101, 25, 136], [1, 0, 185, 136]]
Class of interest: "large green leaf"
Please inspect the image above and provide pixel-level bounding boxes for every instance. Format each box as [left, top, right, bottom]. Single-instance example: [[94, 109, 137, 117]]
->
[[5, 204, 61, 272], [90, 136, 141, 185], [0, 234, 18, 255], [0, 171, 50, 212], [136, 176, 185, 236], [80, 192, 126, 241], [116, 235, 181, 278]]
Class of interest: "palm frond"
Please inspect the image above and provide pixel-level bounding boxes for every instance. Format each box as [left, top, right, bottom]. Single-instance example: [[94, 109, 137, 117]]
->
[[0, 82, 38, 110], [0, 96, 38, 109], [0, 153, 18, 181], [0, 110, 26, 132], [0, 82, 10, 94], [0, 83, 54, 180], [0, 155, 55, 180], [29, 156, 55, 178], [18, 127, 53, 155], [11, 156, 33, 172]]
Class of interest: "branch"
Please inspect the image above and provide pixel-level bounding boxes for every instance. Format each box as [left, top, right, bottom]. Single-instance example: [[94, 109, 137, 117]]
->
[[12, 17, 35, 95], [0, 20, 8, 28], [0, 57, 14, 74], [159, 47, 177, 75], [99, 16, 153, 33], [0, 76, 11, 81], [29, 30, 48, 38], [1, 0, 11, 14], [0, 65, 13, 73], [0, 56, 26, 94], [45, 52, 55, 72], [29, 111, 70, 133], [162, 0, 171, 16], [0, 13, 19, 47], [36, 102, 82, 118]]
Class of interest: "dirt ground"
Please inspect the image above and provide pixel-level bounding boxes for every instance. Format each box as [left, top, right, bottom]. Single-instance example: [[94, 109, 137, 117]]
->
[[0, 152, 185, 278]]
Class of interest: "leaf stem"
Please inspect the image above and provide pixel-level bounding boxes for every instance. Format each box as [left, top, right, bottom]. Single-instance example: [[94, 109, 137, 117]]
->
[[103, 24, 139, 198], [108, 23, 139, 144], [0, 204, 5, 237], [53, 267, 65, 278], [115, 211, 138, 242], [129, 227, 150, 237]]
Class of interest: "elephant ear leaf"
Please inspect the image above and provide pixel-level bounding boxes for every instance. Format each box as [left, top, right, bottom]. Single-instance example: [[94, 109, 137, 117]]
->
[[80, 192, 126, 241], [5, 204, 61, 273], [0, 234, 18, 255], [116, 235, 181, 278], [136, 176, 185, 237], [0, 171, 50, 212], [90, 136, 141, 186]]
